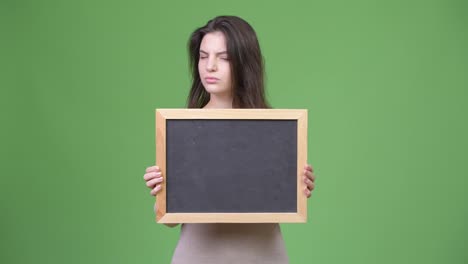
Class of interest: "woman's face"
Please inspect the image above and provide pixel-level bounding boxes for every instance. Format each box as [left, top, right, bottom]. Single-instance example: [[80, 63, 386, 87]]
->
[[198, 31, 232, 97]]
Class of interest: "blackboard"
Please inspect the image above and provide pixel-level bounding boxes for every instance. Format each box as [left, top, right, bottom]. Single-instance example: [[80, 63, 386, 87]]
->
[[155, 109, 308, 223]]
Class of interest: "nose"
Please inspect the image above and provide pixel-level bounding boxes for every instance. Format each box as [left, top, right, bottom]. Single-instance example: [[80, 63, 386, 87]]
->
[[206, 56, 217, 72]]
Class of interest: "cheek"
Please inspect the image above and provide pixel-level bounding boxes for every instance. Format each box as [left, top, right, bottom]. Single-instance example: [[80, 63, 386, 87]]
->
[[222, 63, 231, 79], [224, 68, 232, 83], [222, 67, 232, 90], [198, 61, 203, 74]]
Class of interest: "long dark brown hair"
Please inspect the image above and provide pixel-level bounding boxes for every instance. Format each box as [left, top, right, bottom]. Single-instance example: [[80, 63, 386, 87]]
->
[[186, 16, 271, 109]]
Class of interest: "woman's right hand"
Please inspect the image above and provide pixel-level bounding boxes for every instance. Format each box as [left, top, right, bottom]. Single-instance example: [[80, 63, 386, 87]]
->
[[144, 165, 179, 227], [144, 165, 164, 196]]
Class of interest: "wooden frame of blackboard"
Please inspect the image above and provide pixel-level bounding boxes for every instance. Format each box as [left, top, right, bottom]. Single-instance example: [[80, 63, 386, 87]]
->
[[155, 109, 308, 223]]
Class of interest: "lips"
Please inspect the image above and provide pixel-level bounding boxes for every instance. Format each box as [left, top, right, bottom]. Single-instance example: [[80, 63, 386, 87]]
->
[[205, 77, 219, 84]]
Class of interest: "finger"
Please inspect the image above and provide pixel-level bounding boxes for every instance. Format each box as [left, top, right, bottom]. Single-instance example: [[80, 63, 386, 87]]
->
[[303, 176, 315, 190], [304, 186, 311, 198], [144, 171, 162, 181], [304, 164, 313, 172], [150, 185, 162, 196], [146, 177, 164, 188], [304, 170, 316, 182], [146, 166, 160, 173]]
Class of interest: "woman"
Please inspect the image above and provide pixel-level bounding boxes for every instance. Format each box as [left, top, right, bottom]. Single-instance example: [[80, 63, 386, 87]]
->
[[143, 16, 316, 263]]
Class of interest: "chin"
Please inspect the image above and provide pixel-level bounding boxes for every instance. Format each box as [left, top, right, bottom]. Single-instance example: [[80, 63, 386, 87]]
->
[[203, 85, 229, 95]]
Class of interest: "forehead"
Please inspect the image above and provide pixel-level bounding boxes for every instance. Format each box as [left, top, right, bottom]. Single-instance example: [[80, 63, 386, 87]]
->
[[200, 31, 227, 52]]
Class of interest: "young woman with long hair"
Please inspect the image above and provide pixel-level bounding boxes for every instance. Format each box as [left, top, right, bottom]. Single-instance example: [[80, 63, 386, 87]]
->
[[143, 16, 316, 263]]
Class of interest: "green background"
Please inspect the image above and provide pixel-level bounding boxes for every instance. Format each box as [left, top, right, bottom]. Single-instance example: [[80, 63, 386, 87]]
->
[[1, 0, 467, 263]]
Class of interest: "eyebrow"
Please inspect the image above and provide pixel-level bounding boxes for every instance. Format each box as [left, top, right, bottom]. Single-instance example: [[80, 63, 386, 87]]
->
[[199, 49, 228, 55]]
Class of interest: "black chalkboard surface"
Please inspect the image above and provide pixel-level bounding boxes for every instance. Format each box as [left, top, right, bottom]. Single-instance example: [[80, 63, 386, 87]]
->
[[155, 109, 308, 223]]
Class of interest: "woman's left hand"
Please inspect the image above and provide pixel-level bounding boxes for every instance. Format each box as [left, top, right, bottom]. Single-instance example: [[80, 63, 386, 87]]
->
[[303, 164, 316, 198]]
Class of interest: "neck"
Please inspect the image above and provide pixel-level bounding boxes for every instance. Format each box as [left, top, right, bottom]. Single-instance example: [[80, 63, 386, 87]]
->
[[203, 93, 233, 109]]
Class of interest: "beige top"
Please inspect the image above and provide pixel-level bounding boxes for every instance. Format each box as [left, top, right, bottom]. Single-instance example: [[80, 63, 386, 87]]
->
[[170, 223, 289, 264]]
